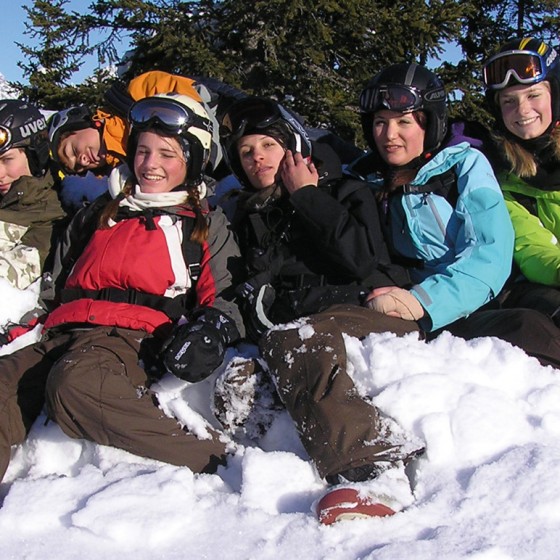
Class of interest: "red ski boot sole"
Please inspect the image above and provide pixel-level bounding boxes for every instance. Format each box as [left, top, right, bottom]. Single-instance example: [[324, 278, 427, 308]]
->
[[316, 487, 396, 525]]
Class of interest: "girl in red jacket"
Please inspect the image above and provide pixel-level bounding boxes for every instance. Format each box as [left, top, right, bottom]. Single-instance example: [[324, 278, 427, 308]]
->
[[0, 93, 244, 482]]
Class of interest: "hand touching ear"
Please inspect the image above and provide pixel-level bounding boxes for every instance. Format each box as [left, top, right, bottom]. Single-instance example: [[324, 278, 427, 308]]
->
[[281, 150, 318, 194]]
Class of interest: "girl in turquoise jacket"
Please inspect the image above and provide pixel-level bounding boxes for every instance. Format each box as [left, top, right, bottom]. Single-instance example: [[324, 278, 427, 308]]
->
[[352, 62, 560, 366], [354, 63, 513, 332], [483, 36, 560, 323]]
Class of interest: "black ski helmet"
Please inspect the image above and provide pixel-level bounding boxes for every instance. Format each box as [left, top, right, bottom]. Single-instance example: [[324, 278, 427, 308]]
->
[[127, 93, 214, 188], [359, 63, 448, 157], [483, 37, 560, 130], [219, 96, 312, 187], [48, 105, 96, 166], [0, 99, 50, 177]]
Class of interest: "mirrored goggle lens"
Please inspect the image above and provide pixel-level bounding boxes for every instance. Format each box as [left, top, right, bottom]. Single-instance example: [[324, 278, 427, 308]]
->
[[129, 99, 194, 133], [0, 126, 12, 152], [360, 85, 422, 113], [221, 98, 282, 138], [483, 52, 544, 89]]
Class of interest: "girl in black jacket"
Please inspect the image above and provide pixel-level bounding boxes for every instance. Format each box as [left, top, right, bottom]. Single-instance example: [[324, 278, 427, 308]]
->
[[219, 96, 409, 341]]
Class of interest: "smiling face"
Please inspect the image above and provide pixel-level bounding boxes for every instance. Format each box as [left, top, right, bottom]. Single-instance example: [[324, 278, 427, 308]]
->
[[0, 148, 31, 196], [498, 81, 553, 140], [58, 127, 106, 174], [237, 134, 286, 190], [133, 131, 187, 193], [372, 109, 426, 167]]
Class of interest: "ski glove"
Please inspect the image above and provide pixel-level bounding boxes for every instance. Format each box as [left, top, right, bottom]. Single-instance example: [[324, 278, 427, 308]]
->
[[161, 308, 240, 383], [236, 278, 276, 343], [366, 287, 425, 321]]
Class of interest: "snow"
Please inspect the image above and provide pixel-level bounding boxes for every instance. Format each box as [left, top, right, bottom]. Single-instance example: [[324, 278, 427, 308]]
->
[[0, 74, 19, 100], [1, 280, 560, 559]]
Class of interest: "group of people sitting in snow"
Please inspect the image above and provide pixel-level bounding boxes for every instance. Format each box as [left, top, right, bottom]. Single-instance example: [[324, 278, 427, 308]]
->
[[0, 36, 559, 523]]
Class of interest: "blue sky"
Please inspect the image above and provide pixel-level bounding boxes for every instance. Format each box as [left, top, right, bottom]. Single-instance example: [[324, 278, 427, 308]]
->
[[0, 0, 128, 84]]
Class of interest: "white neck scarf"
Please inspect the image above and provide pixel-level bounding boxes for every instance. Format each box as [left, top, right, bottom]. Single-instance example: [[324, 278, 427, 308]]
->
[[108, 164, 206, 212]]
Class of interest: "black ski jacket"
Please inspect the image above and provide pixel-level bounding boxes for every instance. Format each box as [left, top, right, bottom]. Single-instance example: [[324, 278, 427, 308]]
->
[[230, 141, 410, 325]]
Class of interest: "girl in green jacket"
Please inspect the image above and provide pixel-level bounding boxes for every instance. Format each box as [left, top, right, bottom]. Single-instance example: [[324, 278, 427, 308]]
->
[[483, 36, 560, 324]]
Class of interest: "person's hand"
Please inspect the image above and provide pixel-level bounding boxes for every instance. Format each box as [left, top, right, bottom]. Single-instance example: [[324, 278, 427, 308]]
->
[[161, 308, 240, 383], [366, 286, 425, 321], [236, 279, 276, 343], [280, 150, 319, 194]]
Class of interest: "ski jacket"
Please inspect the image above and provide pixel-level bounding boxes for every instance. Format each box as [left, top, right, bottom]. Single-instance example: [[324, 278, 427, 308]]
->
[[383, 142, 514, 331], [496, 171, 560, 287], [0, 172, 65, 289], [44, 165, 244, 337], [226, 142, 410, 323]]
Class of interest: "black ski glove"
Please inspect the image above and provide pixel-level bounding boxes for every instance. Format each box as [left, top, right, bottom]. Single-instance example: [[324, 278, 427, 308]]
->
[[236, 279, 276, 343], [161, 308, 240, 383]]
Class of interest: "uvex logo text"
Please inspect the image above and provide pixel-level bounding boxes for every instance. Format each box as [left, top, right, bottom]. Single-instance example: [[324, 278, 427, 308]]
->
[[20, 118, 47, 138]]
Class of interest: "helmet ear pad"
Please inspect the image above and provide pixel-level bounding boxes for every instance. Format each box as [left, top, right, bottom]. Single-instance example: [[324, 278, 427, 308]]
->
[[424, 110, 448, 154], [549, 77, 560, 126], [180, 130, 209, 187], [26, 141, 50, 177]]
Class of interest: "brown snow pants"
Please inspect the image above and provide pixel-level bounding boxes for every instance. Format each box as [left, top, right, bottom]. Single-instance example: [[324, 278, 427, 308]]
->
[[260, 304, 420, 480], [0, 326, 227, 483], [0, 330, 73, 483]]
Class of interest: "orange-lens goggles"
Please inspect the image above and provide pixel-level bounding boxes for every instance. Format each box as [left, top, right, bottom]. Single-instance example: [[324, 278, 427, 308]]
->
[[483, 51, 545, 90]]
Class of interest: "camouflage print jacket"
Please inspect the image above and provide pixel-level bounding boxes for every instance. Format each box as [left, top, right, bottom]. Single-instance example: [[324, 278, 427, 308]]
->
[[0, 172, 65, 289]]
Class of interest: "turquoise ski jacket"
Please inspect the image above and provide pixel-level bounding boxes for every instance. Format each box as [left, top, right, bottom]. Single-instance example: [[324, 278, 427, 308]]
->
[[387, 142, 514, 331]]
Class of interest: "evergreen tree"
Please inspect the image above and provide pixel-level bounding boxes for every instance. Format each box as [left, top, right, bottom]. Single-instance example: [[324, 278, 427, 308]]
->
[[16, 0, 116, 108], [213, 0, 465, 143], [14, 0, 560, 141]]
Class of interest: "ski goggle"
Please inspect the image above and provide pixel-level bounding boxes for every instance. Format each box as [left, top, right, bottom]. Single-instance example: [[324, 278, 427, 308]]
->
[[129, 97, 209, 135], [0, 126, 12, 153], [360, 84, 426, 114], [483, 50, 549, 90]]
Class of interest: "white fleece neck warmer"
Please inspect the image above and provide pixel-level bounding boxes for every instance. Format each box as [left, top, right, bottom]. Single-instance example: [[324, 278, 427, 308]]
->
[[108, 164, 207, 211]]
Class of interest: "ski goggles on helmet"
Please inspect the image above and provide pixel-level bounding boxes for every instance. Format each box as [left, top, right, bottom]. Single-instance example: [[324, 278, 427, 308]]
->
[[483, 50, 551, 90], [129, 97, 209, 135], [0, 126, 12, 153], [360, 84, 426, 114], [221, 97, 301, 140]]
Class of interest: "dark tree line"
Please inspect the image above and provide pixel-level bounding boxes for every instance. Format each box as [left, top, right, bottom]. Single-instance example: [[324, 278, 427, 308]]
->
[[13, 0, 560, 147]]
